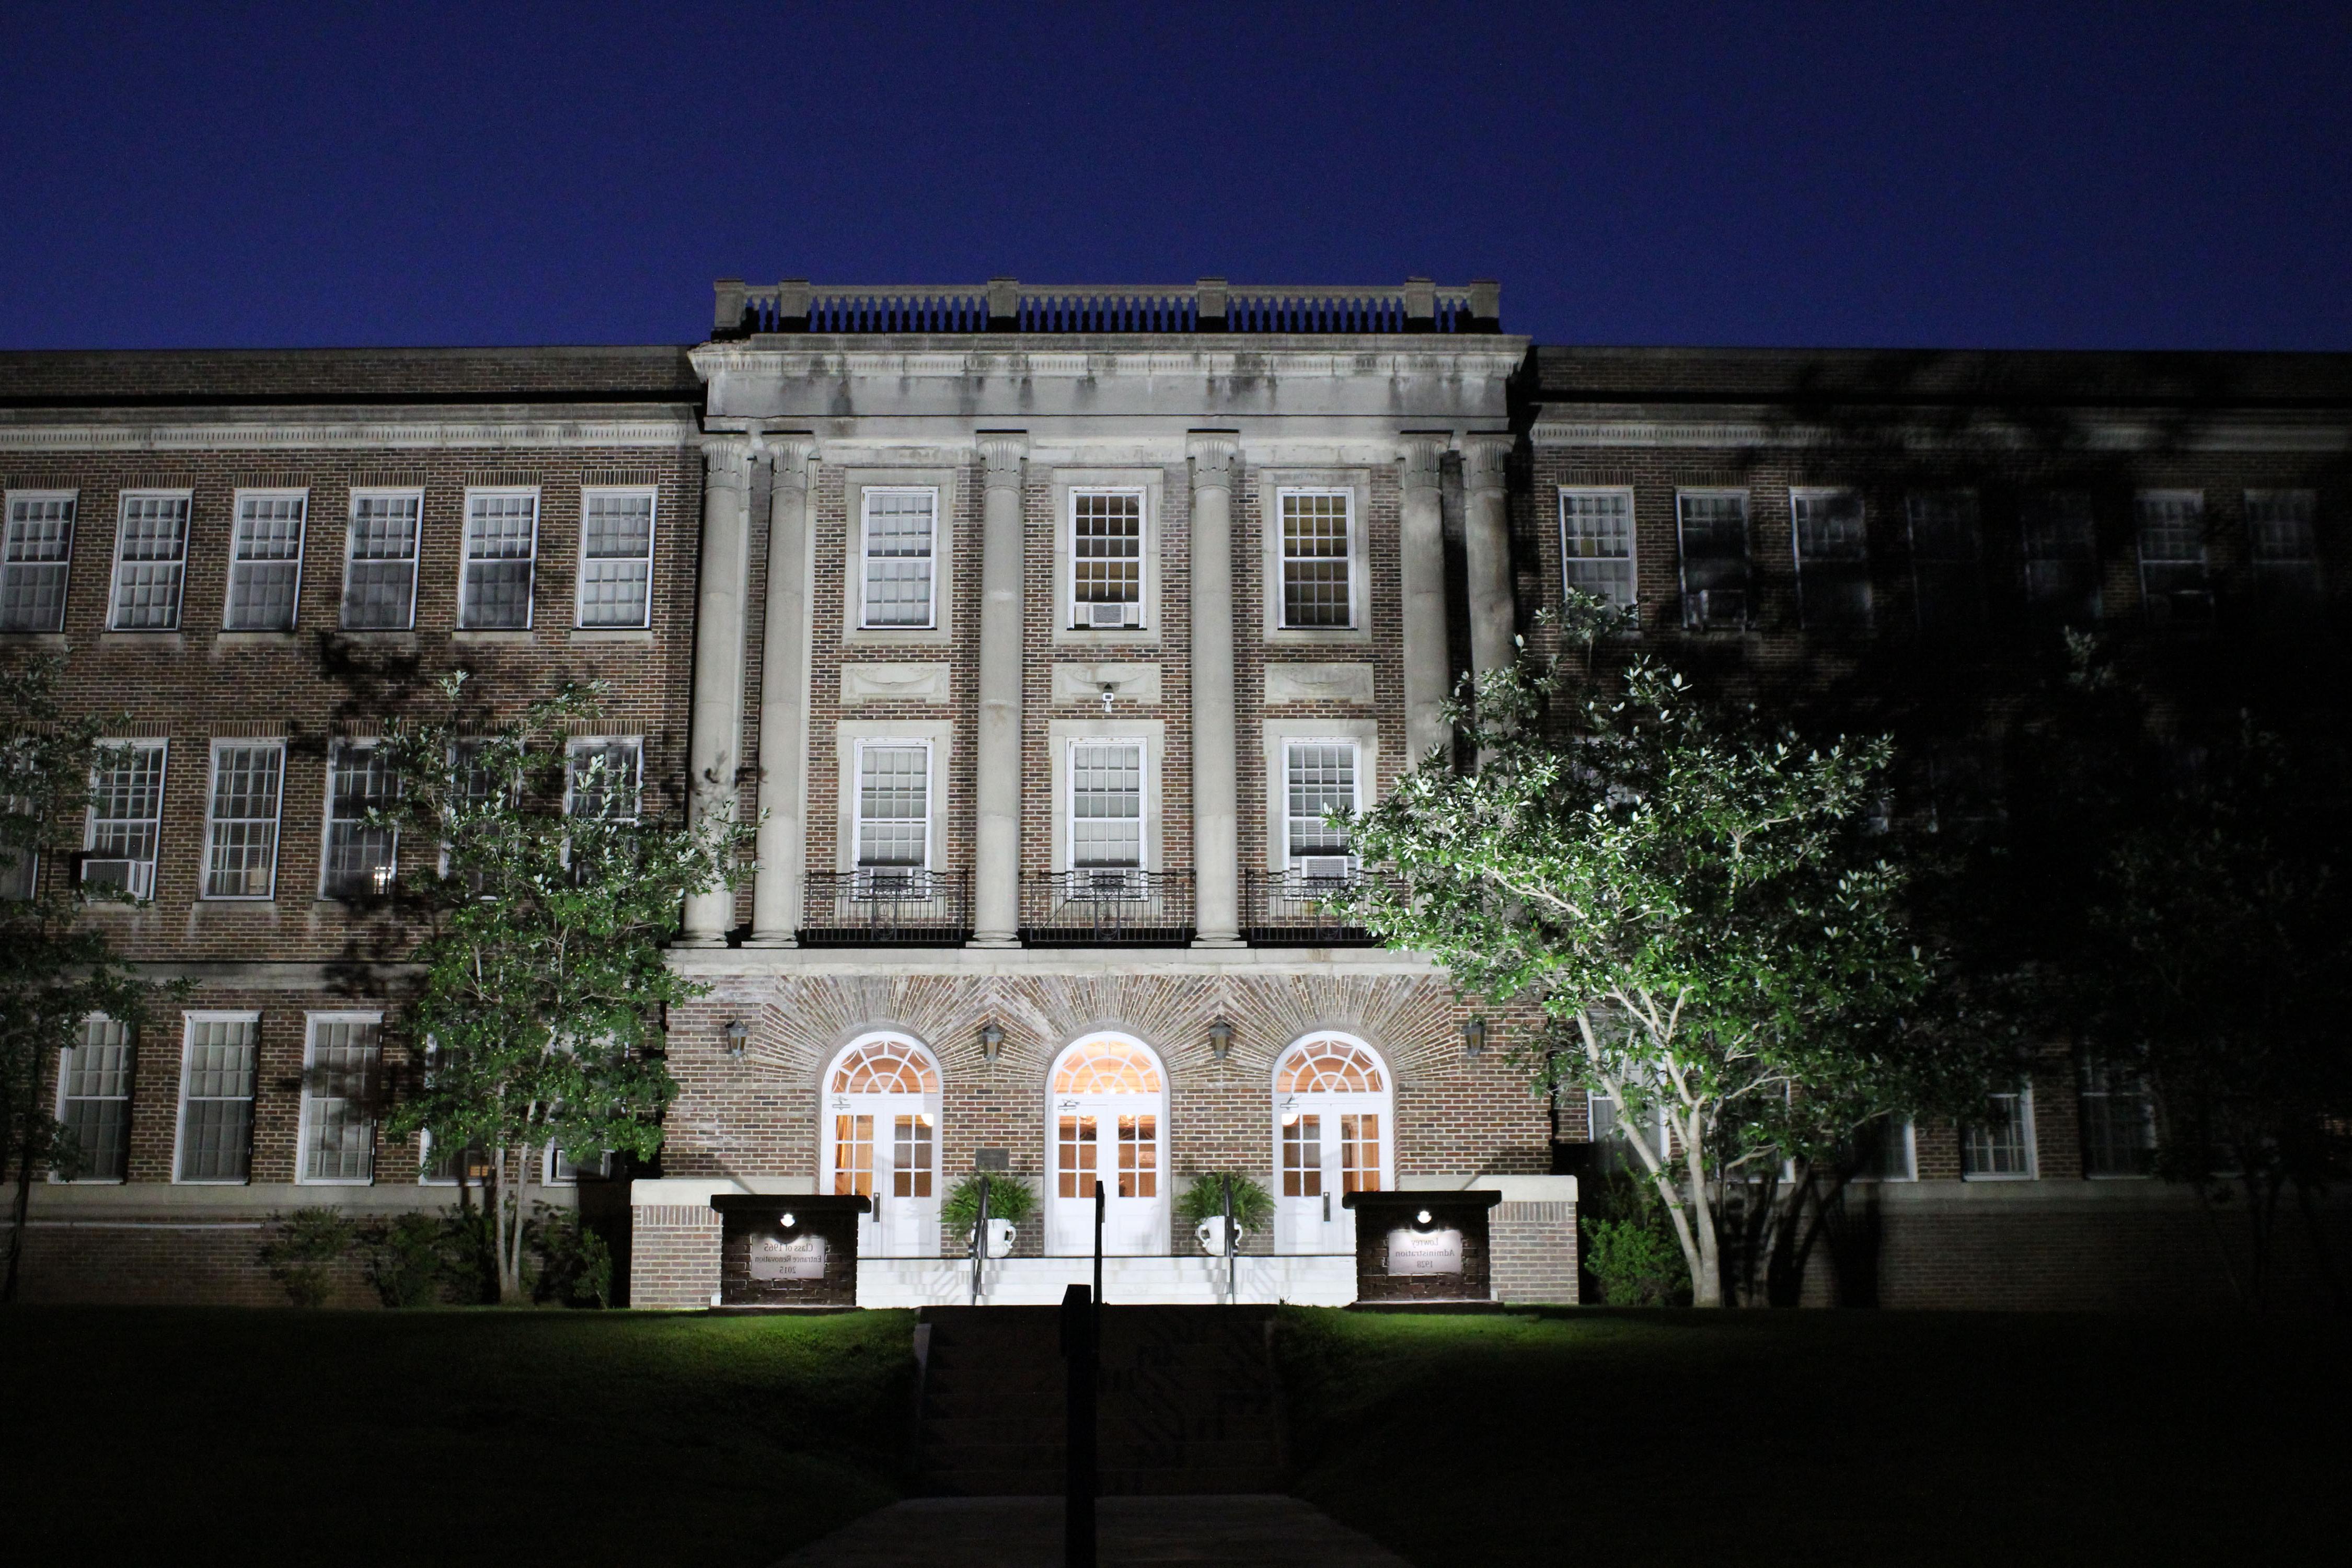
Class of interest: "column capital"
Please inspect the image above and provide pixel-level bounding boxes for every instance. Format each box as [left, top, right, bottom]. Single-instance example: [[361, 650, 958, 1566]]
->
[[701, 435, 753, 491], [1461, 431, 1514, 491], [1187, 430, 1240, 483], [1399, 431, 1451, 491], [763, 433, 818, 489], [976, 430, 1029, 482]]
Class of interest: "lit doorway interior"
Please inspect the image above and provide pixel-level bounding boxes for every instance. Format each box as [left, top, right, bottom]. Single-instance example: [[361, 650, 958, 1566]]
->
[[1047, 1033, 1168, 1255], [1272, 1034, 1392, 1254], [825, 1034, 941, 1258]]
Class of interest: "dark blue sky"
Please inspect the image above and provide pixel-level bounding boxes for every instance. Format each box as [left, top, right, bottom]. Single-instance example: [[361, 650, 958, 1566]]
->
[[5, 2, 2347, 352]]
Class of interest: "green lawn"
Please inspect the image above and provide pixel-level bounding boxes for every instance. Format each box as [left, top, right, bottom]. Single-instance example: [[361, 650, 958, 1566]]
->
[[1, 1307, 915, 1567], [1276, 1308, 2352, 1567]]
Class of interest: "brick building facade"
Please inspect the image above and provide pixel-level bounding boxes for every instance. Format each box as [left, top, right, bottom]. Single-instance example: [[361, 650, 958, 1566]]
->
[[4, 283, 2345, 1310]]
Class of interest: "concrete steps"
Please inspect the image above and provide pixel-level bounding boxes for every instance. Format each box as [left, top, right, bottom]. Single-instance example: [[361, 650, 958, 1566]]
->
[[916, 1305, 1288, 1496]]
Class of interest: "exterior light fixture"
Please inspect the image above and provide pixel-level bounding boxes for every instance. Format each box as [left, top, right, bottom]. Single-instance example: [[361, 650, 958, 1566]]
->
[[780, 1211, 797, 1229], [723, 1018, 750, 1059], [1462, 1016, 1488, 1057], [1207, 1019, 1234, 1061], [979, 1022, 1005, 1065], [1416, 1208, 1433, 1226], [1101, 683, 1117, 714]]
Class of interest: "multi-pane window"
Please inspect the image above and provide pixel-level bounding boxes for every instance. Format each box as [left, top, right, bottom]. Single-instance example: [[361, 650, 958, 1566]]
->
[[1340, 1113, 1381, 1194], [83, 740, 167, 899], [1070, 490, 1144, 628], [564, 739, 642, 823], [224, 491, 306, 631], [2244, 490, 2321, 614], [1057, 1114, 1096, 1198], [1284, 741, 1357, 873], [422, 1133, 493, 1185], [1908, 491, 1985, 636], [459, 490, 538, 630], [203, 742, 284, 899], [1790, 488, 1871, 631], [1282, 1112, 1322, 1197], [2021, 491, 2102, 624], [177, 1014, 260, 1182], [2080, 1060, 2158, 1178], [1854, 1118, 1916, 1181], [109, 492, 191, 631], [1069, 740, 1144, 868], [301, 1016, 381, 1183], [56, 1016, 133, 1181], [1962, 1085, 2036, 1179], [322, 742, 397, 899], [854, 743, 930, 871], [892, 1113, 934, 1198], [577, 489, 656, 629], [341, 491, 421, 629], [2, 492, 76, 633], [1278, 491, 1353, 628], [2135, 491, 2211, 624], [1929, 741, 2004, 838], [1676, 491, 1749, 630], [1115, 1113, 1158, 1198], [1559, 488, 1636, 615], [860, 489, 937, 629]]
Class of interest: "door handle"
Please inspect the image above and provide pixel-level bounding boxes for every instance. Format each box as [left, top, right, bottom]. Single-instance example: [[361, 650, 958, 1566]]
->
[[1322, 1193, 1331, 1223]]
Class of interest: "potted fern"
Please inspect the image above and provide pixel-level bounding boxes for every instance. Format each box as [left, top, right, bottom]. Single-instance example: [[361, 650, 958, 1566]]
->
[[943, 1172, 1035, 1258], [1177, 1171, 1273, 1255]]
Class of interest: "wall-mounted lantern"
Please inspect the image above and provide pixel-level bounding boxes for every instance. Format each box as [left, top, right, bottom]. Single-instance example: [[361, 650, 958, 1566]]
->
[[1462, 1016, 1488, 1057], [723, 1018, 750, 1060], [1207, 1018, 1235, 1062], [979, 1022, 1005, 1065]]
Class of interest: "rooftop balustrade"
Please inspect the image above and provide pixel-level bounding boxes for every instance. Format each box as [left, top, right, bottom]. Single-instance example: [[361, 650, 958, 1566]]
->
[[711, 276, 1500, 339]]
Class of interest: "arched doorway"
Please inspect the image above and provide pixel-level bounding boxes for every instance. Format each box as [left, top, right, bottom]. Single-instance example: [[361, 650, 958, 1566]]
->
[[1047, 1033, 1168, 1256], [1272, 1034, 1393, 1254], [824, 1033, 942, 1258]]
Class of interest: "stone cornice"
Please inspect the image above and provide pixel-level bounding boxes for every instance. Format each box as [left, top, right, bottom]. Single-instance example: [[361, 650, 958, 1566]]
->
[[665, 944, 1445, 979], [690, 340, 1529, 384], [0, 407, 700, 454], [1529, 405, 2352, 454]]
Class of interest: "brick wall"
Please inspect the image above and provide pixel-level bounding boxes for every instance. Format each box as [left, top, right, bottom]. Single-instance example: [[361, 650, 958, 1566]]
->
[[1490, 1200, 1579, 1305], [629, 1204, 723, 1309]]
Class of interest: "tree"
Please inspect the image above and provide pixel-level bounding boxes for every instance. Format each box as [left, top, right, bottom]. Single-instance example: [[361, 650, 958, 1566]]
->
[[371, 673, 746, 1304], [1, 658, 160, 1301], [1338, 606, 2009, 1306]]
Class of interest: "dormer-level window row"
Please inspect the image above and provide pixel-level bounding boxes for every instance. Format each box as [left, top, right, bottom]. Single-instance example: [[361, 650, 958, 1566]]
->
[[1559, 485, 2326, 633], [0, 486, 659, 636]]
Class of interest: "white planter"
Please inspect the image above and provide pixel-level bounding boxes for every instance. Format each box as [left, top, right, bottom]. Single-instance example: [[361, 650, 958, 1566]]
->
[[986, 1217, 1018, 1258], [1193, 1216, 1248, 1256]]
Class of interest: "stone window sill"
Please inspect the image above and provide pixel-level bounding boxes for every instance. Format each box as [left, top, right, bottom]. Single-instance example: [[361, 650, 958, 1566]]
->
[[0, 631, 68, 647], [330, 628, 418, 647], [98, 631, 186, 650], [570, 627, 653, 644], [453, 629, 535, 644], [216, 631, 298, 648]]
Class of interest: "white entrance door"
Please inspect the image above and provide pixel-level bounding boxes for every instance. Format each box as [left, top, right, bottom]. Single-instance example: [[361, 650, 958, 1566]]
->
[[825, 1036, 942, 1258], [1272, 1035, 1393, 1254], [1047, 1035, 1168, 1255]]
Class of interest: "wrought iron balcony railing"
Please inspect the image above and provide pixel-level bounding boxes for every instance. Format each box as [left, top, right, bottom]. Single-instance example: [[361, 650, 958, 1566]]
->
[[1241, 868, 1390, 946], [801, 869, 972, 947], [1019, 869, 1193, 946], [712, 277, 1501, 339]]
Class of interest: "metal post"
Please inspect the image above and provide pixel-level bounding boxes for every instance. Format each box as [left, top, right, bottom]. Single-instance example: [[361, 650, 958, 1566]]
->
[[1223, 1174, 1237, 1304], [970, 1175, 990, 1307], [1059, 1282, 1097, 1567], [1092, 1179, 1105, 1310]]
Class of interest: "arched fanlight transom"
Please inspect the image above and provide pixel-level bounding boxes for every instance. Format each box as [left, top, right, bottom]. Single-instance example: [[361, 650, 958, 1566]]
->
[[1053, 1037, 1163, 1095], [831, 1037, 939, 1094]]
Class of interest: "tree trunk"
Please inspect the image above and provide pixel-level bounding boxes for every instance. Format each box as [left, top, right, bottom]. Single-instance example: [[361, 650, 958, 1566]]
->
[[507, 1143, 536, 1304], [492, 1144, 522, 1304], [1683, 1108, 1723, 1307], [4, 1036, 49, 1304]]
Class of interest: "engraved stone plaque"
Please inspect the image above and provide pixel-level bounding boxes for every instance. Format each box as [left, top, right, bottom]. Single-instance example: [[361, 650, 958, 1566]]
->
[[974, 1147, 1011, 1172], [748, 1231, 827, 1281], [1385, 1226, 1465, 1276]]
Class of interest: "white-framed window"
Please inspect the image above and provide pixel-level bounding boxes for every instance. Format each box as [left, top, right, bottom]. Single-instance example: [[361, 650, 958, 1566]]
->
[[563, 737, 643, 824], [2022, 490, 2102, 624], [1961, 1084, 2037, 1179], [83, 739, 167, 900], [1277, 489, 1355, 628], [1068, 737, 1146, 869], [298, 1013, 381, 1184], [1854, 1117, 1916, 1181], [1069, 488, 1145, 629], [1790, 488, 1870, 631], [2, 490, 77, 634], [577, 488, 656, 629], [859, 487, 938, 629], [176, 1012, 260, 1183], [1283, 739, 1359, 876], [54, 1015, 133, 1182], [852, 740, 932, 874], [321, 741, 397, 900], [420, 1131, 494, 1186], [223, 489, 307, 631], [108, 491, 191, 631], [2080, 1060, 2158, 1178], [2244, 490, 2321, 612], [2135, 490, 2210, 624], [458, 488, 539, 630], [1559, 487, 1636, 616], [203, 740, 284, 900], [341, 489, 422, 630], [1676, 489, 1749, 630], [1908, 490, 1985, 636]]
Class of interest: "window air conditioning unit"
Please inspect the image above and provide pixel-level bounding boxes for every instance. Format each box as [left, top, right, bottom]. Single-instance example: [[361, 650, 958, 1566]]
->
[[1082, 601, 1143, 629], [1298, 856, 1354, 886], [77, 857, 151, 898]]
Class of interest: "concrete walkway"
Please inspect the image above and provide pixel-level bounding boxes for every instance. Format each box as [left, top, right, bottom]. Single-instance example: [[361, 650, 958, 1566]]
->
[[771, 1495, 1414, 1567]]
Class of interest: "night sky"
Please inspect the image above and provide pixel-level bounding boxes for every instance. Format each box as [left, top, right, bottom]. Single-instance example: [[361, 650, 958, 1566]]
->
[[5, 1, 2347, 352]]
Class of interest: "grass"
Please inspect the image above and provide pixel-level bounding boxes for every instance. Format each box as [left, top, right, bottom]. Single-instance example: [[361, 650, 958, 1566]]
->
[[0, 1307, 916, 1567], [1276, 1307, 2352, 1568]]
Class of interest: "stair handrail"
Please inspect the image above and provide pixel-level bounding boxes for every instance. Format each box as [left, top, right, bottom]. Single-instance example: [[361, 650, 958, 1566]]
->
[[969, 1173, 990, 1306], [1223, 1174, 1237, 1305]]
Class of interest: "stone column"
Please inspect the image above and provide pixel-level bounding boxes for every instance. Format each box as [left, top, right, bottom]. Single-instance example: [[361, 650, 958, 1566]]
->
[[1462, 432, 1517, 686], [682, 435, 753, 943], [1399, 432, 1452, 767], [971, 431, 1028, 947], [1188, 432, 1242, 947], [748, 436, 817, 946]]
